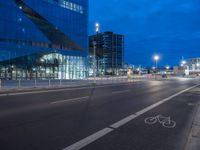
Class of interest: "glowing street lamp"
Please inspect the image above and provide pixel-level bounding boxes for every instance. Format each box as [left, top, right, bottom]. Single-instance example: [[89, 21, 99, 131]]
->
[[181, 60, 186, 67], [181, 60, 186, 65], [95, 23, 100, 33], [153, 55, 160, 70], [166, 66, 170, 70]]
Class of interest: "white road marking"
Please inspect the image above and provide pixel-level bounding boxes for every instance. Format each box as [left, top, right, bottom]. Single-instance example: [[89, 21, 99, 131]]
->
[[62, 84, 200, 150], [112, 90, 130, 94], [0, 83, 134, 97], [110, 114, 137, 128], [144, 115, 176, 128], [62, 128, 113, 150], [0, 94, 8, 97], [50, 96, 90, 104]]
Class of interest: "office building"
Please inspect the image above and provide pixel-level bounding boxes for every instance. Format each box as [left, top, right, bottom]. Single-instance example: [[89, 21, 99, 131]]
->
[[0, 0, 88, 80], [89, 31, 124, 75], [185, 58, 200, 75]]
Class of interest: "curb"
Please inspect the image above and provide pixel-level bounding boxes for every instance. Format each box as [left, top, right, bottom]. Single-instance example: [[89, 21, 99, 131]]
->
[[185, 101, 200, 150]]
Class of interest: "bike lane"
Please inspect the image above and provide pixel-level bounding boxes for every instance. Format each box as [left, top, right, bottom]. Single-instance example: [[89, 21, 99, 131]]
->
[[82, 87, 200, 150]]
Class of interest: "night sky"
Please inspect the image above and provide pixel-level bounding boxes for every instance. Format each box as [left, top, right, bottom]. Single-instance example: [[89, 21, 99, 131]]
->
[[89, 0, 200, 67]]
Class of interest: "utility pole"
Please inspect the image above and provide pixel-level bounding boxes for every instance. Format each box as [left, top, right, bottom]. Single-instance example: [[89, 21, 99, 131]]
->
[[93, 23, 100, 83]]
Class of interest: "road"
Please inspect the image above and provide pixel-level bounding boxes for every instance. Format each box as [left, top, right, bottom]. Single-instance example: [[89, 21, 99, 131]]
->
[[0, 78, 199, 150]]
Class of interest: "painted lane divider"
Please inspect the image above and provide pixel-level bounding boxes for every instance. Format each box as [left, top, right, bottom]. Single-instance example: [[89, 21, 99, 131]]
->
[[63, 128, 113, 150], [51, 96, 90, 104], [112, 90, 130, 94]]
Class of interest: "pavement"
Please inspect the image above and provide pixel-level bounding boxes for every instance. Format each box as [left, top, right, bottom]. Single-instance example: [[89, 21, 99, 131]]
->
[[184, 87, 200, 150], [0, 77, 199, 150]]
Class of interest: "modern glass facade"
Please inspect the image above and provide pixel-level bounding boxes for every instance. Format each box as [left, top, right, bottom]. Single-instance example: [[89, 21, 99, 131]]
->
[[89, 31, 124, 75], [0, 0, 88, 80]]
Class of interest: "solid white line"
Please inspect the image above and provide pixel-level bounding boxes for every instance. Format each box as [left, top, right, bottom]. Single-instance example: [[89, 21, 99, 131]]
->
[[62, 84, 200, 150], [62, 128, 113, 150], [112, 90, 130, 94], [0, 83, 133, 97], [110, 114, 137, 129], [50, 96, 90, 104], [111, 84, 200, 128]]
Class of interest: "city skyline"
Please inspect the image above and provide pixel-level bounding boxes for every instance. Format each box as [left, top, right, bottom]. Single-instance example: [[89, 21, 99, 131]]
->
[[89, 0, 200, 67]]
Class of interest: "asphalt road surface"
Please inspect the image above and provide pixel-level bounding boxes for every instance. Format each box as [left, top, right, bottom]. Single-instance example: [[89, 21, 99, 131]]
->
[[0, 78, 199, 150]]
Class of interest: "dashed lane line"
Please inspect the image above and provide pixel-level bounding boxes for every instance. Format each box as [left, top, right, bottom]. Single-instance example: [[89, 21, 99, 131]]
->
[[112, 90, 130, 94], [50, 96, 90, 104]]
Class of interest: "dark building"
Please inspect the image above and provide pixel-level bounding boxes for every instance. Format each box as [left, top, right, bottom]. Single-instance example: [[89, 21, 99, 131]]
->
[[89, 31, 124, 75], [0, 0, 88, 80]]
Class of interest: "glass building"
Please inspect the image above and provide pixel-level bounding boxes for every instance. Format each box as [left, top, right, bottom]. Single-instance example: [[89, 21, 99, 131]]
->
[[89, 31, 125, 76], [0, 0, 88, 80]]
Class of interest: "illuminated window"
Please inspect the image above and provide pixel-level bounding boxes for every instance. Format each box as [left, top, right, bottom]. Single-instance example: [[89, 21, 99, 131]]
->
[[45, 0, 84, 14]]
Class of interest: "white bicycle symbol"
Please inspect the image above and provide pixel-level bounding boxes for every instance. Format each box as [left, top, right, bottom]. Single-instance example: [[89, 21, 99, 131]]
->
[[144, 115, 176, 128]]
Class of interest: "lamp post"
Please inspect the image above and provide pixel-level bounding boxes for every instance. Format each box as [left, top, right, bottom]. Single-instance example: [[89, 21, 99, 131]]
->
[[154, 55, 160, 72], [93, 41, 96, 83], [153, 55, 160, 80], [181, 60, 187, 76], [93, 23, 100, 83], [166, 66, 170, 70], [181, 60, 186, 66]]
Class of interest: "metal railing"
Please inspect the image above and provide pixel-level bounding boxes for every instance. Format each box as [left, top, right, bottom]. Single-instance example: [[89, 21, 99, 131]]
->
[[0, 75, 174, 90], [0, 76, 133, 90]]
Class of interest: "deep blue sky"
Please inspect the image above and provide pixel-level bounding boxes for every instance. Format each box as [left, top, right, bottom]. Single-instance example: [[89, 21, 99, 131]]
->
[[89, 0, 200, 67]]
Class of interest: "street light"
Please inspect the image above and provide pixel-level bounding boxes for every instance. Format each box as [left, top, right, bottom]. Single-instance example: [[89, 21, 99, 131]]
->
[[166, 66, 170, 70], [93, 22, 100, 83], [181, 60, 186, 67], [95, 23, 99, 33], [93, 41, 97, 83], [153, 55, 160, 70], [181, 60, 186, 66], [153, 55, 159, 80]]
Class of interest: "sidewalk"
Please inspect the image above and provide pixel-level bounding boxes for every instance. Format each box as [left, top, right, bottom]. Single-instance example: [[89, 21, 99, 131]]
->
[[185, 87, 200, 150]]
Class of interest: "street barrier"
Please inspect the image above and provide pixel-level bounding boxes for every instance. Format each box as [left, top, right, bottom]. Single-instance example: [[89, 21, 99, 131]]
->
[[0, 75, 176, 90]]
